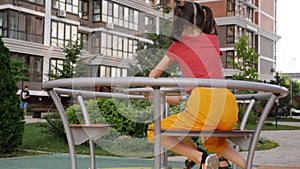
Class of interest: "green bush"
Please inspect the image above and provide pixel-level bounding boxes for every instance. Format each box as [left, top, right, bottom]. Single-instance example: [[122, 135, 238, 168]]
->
[[66, 98, 153, 138], [169, 101, 186, 115], [42, 113, 67, 142], [0, 36, 24, 155], [48, 97, 187, 141], [66, 104, 81, 124], [238, 104, 258, 125]]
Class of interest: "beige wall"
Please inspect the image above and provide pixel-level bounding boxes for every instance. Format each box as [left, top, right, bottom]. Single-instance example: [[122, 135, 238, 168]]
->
[[260, 14, 274, 32], [260, 0, 275, 16], [260, 36, 274, 59], [260, 58, 273, 77]]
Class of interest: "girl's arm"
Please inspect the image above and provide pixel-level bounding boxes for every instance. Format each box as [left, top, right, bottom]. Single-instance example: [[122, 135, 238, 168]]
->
[[149, 55, 172, 78], [148, 55, 181, 106]]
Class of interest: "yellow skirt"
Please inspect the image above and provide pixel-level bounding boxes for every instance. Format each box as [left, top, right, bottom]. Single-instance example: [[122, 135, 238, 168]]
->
[[147, 87, 238, 152]]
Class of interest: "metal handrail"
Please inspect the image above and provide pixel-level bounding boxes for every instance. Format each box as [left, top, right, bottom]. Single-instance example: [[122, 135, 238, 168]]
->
[[43, 77, 288, 97], [43, 77, 288, 169]]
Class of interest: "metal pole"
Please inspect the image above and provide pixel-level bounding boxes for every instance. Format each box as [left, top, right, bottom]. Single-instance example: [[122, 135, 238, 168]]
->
[[77, 95, 96, 169], [233, 99, 256, 169], [240, 99, 256, 130], [77, 95, 90, 124], [153, 86, 161, 169], [49, 90, 77, 169], [246, 95, 277, 169], [161, 97, 172, 169], [232, 99, 255, 169]]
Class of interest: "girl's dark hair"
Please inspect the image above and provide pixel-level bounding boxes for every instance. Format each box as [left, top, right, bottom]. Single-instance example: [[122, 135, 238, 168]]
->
[[171, 2, 217, 40], [201, 5, 218, 35]]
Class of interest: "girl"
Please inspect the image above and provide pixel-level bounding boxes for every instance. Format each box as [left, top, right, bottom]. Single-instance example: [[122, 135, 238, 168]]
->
[[147, 1, 257, 169]]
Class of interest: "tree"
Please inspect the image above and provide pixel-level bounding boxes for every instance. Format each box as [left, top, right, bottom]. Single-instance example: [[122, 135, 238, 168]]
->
[[228, 36, 260, 123], [48, 40, 84, 79], [10, 59, 30, 83], [128, 9, 180, 77], [270, 72, 300, 117], [128, 33, 180, 77], [229, 36, 259, 82], [0, 36, 24, 155]]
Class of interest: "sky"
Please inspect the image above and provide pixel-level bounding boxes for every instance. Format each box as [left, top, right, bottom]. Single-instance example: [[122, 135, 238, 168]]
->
[[276, 0, 300, 73]]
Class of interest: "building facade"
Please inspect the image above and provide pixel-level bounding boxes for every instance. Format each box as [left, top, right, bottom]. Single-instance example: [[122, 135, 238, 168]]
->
[[0, 0, 279, 106], [0, 0, 165, 106], [144, 0, 280, 81]]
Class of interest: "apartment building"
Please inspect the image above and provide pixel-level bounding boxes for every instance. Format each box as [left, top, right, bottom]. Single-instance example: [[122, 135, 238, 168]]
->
[[0, 0, 165, 105], [0, 0, 279, 106], [144, 0, 280, 81]]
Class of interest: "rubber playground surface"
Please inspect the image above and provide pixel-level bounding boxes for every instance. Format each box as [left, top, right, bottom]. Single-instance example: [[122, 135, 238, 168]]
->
[[0, 154, 184, 169], [1, 153, 299, 169]]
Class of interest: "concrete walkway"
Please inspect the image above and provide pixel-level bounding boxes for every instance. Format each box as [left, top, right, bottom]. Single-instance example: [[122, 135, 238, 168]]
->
[[242, 130, 300, 168], [24, 115, 47, 123]]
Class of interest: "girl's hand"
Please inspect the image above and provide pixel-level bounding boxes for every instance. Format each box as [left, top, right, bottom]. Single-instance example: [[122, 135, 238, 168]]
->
[[144, 86, 152, 100]]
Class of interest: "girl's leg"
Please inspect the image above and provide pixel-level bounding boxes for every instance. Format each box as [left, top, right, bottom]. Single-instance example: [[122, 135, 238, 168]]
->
[[216, 145, 257, 169], [179, 136, 198, 150], [179, 137, 198, 169], [181, 136, 231, 168], [162, 136, 203, 166]]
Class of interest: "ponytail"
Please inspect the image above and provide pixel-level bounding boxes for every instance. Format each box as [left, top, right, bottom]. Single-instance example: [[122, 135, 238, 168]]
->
[[171, 5, 184, 41], [201, 5, 218, 35]]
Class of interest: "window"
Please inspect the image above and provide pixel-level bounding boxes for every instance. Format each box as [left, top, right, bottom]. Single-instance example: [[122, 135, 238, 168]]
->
[[93, 0, 101, 21], [92, 32, 137, 60], [145, 16, 154, 26], [226, 51, 235, 68], [118, 5, 123, 26], [113, 3, 119, 24], [235, 26, 243, 42], [145, 16, 155, 32], [226, 25, 234, 43], [25, 0, 44, 5], [227, 0, 235, 16], [145, 0, 154, 5], [97, 65, 127, 77], [101, 1, 139, 30], [0, 10, 43, 43], [51, 21, 78, 46], [78, 32, 88, 51], [246, 31, 253, 47], [27, 16, 43, 43], [0, 11, 7, 37], [53, 0, 79, 14], [79, 0, 89, 20], [49, 58, 64, 80], [160, 0, 170, 7], [235, 1, 242, 17], [12, 53, 43, 82], [9, 11, 19, 39], [246, 6, 253, 21]]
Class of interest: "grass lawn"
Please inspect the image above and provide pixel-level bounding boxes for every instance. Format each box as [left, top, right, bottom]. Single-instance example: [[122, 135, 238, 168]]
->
[[0, 150, 44, 158], [21, 123, 154, 157], [266, 117, 300, 122], [21, 123, 114, 156], [19, 121, 300, 157], [245, 123, 300, 130]]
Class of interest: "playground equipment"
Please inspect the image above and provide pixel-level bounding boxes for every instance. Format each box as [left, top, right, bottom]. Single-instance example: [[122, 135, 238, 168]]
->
[[43, 77, 288, 169]]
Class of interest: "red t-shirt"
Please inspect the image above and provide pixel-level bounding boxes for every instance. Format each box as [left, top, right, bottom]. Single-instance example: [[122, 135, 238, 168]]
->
[[166, 33, 224, 91], [167, 33, 223, 78]]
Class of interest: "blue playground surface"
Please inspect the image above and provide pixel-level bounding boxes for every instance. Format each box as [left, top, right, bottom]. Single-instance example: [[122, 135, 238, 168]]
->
[[0, 154, 185, 169]]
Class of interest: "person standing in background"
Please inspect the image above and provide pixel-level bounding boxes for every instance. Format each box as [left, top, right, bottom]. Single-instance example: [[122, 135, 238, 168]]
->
[[20, 86, 30, 113]]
